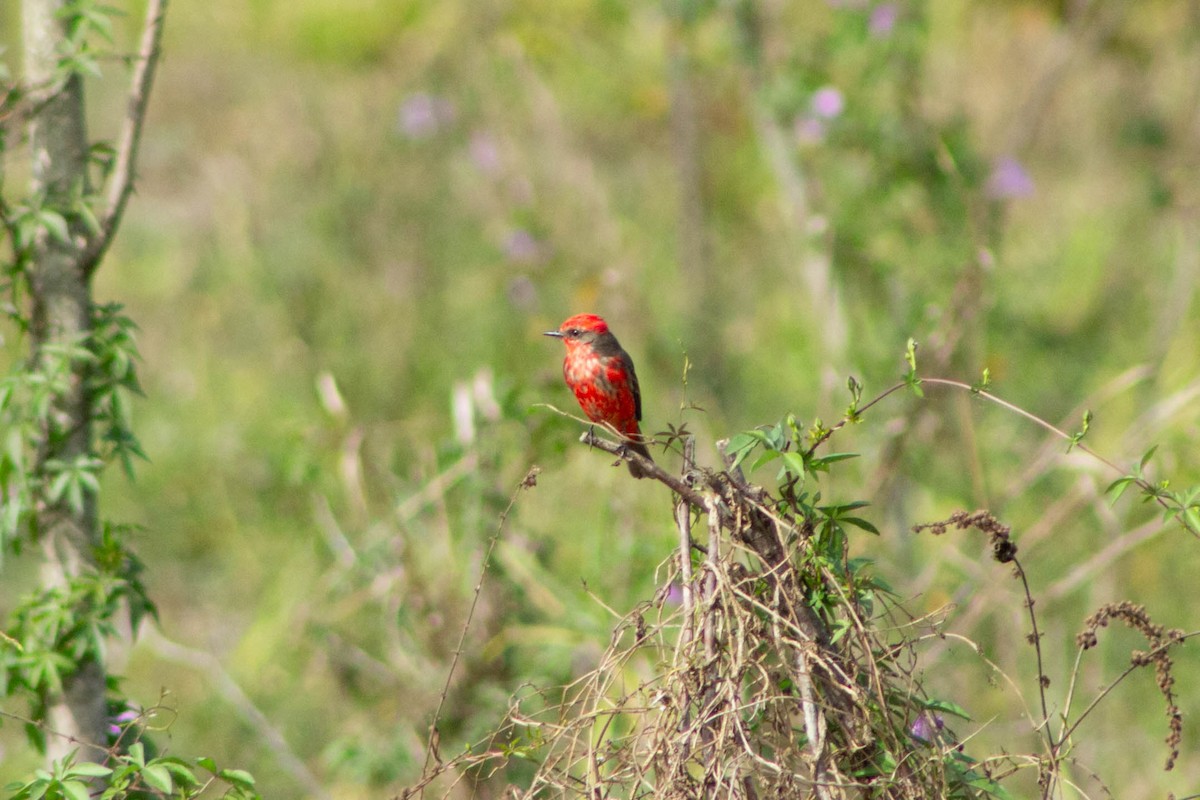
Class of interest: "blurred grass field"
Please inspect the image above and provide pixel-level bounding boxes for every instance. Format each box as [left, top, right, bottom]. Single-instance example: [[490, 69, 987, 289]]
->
[[3, 0, 1200, 797]]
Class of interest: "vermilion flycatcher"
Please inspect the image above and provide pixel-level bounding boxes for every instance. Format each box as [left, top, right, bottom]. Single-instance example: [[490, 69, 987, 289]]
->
[[545, 313, 653, 478]]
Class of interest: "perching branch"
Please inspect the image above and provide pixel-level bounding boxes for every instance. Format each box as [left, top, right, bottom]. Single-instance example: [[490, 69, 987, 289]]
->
[[580, 429, 709, 509]]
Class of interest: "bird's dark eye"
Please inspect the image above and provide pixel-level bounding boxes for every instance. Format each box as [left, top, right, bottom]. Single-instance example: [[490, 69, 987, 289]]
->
[[567, 328, 581, 337]]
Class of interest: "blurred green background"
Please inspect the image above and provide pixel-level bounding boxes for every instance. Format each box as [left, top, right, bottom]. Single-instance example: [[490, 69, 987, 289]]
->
[[3, 0, 1199, 797]]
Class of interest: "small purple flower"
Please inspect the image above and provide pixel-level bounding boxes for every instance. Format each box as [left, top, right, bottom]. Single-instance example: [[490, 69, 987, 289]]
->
[[503, 229, 541, 264], [397, 93, 456, 140], [665, 583, 684, 605], [986, 155, 1035, 199], [109, 708, 141, 737], [909, 711, 944, 743], [869, 3, 899, 37], [794, 115, 827, 145], [811, 86, 845, 119], [469, 131, 501, 175]]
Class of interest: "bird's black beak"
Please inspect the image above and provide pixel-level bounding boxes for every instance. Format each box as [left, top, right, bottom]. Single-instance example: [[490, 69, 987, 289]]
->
[[543, 330, 564, 339]]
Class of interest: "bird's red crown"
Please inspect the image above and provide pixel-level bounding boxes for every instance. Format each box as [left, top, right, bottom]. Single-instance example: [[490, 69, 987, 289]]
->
[[557, 313, 610, 335]]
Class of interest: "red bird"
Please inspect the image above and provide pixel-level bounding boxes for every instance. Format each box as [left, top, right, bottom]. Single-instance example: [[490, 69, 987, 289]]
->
[[545, 313, 653, 478]]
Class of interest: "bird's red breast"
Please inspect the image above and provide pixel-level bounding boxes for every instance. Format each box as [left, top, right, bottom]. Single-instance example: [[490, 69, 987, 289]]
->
[[545, 313, 652, 476]]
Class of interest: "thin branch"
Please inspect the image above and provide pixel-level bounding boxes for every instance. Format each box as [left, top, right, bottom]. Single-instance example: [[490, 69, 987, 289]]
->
[[579, 429, 709, 509], [80, 0, 169, 278], [421, 468, 538, 774], [675, 438, 696, 648], [143, 626, 331, 799]]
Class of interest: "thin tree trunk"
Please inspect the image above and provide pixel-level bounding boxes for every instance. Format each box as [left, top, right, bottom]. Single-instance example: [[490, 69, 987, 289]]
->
[[22, 0, 108, 761]]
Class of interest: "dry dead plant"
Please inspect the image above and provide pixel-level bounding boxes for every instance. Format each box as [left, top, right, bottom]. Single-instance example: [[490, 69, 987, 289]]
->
[[403, 434, 1004, 799]]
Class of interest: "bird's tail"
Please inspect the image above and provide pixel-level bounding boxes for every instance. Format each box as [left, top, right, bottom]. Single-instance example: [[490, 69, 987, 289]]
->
[[626, 439, 654, 479]]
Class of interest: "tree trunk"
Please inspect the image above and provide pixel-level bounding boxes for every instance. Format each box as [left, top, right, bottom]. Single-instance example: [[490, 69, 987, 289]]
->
[[22, 0, 109, 762]]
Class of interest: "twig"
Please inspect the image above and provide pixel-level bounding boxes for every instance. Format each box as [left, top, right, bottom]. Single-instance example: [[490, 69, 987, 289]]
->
[[395, 452, 479, 523], [579, 429, 709, 508], [421, 468, 538, 775], [143, 626, 330, 800], [703, 495, 719, 661], [80, 0, 169, 277], [676, 438, 696, 648]]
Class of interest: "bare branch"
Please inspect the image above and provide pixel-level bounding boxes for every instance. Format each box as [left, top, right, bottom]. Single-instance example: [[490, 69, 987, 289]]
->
[[80, 0, 169, 277]]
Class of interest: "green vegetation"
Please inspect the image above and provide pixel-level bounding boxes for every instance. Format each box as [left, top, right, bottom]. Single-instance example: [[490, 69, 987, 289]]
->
[[2, 0, 1198, 797]]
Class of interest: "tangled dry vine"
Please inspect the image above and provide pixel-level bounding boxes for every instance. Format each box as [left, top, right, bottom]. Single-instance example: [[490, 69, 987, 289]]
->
[[404, 432, 1013, 799]]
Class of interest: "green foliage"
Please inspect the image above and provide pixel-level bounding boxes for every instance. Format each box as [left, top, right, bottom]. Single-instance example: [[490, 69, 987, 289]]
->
[[0, 1, 259, 795], [3, 746, 261, 800]]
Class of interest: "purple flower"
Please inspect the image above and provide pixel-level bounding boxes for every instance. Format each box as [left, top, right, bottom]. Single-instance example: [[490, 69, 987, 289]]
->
[[397, 93, 456, 140], [109, 708, 141, 737], [469, 131, 501, 175], [986, 155, 1035, 199], [811, 86, 845, 119], [869, 3, 899, 37], [794, 116, 827, 145], [909, 711, 944, 743], [503, 229, 541, 264]]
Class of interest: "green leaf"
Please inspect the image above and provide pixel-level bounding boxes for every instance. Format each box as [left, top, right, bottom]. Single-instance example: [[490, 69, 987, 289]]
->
[[196, 756, 217, 773], [921, 697, 971, 720], [38, 210, 70, 244], [819, 500, 869, 513], [67, 763, 112, 778], [218, 768, 257, 789], [965, 774, 1013, 800], [828, 620, 849, 645], [140, 763, 173, 793], [1104, 476, 1135, 504], [1139, 445, 1159, 470], [60, 780, 91, 800], [811, 452, 858, 466], [749, 449, 782, 472], [904, 337, 918, 372], [779, 451, 806, 480], [725, 432, 760, 470], [842, 516, 880, 535], [159, 759, 201, 789], [970, 366, 991, 394]]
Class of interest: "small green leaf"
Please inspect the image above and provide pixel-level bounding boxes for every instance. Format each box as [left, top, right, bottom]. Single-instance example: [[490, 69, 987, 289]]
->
[[780, 451, 806, 480], [158, 759, 201, 788], [965, 774, 1013, 800], [971, 366, 991, 394], [218, 768, 256, 789], [921, 697, 971, 720], [38, 210, 70, 244], [141, 763, 173, 793], [60, 780, 91, 800], [67, 763, 112, 778], [1105, 476, 1135, 504], [749, 449, 782, 472], [842, 516, 880, 535]]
